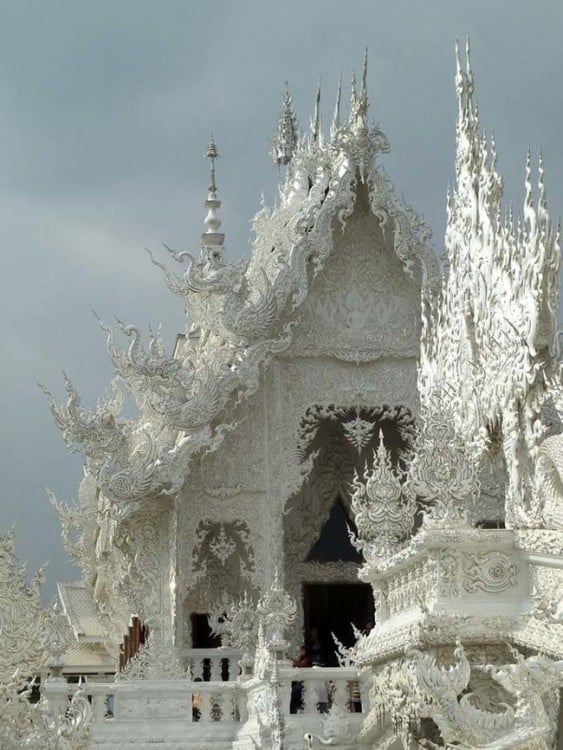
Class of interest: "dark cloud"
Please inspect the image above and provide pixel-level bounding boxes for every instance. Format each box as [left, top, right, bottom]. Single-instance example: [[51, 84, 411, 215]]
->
[[1, 0, 561, 596]]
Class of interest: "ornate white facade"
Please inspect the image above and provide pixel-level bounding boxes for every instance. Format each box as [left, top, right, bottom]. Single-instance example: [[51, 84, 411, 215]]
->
[[2, 45, 563, 749]]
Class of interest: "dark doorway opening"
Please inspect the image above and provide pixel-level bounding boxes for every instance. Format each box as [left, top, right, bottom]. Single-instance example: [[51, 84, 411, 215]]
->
[[302, 583, 374, 666], [306, 497, 362, 563], [191, 613, 221, 648]]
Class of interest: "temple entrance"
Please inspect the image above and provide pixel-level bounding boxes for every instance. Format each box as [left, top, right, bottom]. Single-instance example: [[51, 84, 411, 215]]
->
[[283, 404, 415, 653], [302, 583, 374, 667]]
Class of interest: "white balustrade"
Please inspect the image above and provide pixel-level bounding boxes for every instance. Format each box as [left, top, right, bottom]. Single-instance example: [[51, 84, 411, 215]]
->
[[279, 666, 365, 716], [48, 664, 363, 749], [182, 647, 242, 681]]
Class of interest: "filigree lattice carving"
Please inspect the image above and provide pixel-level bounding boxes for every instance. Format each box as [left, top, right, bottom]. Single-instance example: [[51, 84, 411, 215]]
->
[[419, 43, 560, 526], [350, 431, 415, 563], [408, 396, 479, 527], [0, 530, 48, 683], [0, 681, 93, 750], [256, 573, 297, 642], [118, 632, 189, 680]]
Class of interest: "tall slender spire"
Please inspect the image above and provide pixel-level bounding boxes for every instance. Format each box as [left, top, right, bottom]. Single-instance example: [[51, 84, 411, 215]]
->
[[523, 148, 537, 238], [310, 79, 321, 143], [201, 135, 225, 263], [349, 71, 358, 120], [358, 48, 369, 115], [271, 84, 298, 166], [349, 51, 369, 130], [330, 75, 342, 141], [537, 150, 549, 227]]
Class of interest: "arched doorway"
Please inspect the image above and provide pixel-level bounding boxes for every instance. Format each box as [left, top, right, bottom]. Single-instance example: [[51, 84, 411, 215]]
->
[[283, 404, 414, 655]]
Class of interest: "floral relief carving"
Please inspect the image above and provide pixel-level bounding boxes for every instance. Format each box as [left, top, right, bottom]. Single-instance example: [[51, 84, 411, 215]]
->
[[462, 551, 519, 594], [350, 430, 415, 564]]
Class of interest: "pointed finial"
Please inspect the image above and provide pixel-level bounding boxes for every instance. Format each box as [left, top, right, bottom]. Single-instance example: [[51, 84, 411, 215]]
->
[[206, 134, 218, 194], [523, 148, 537, 236], [349, 52, 369, 128], [310, 79, 321, 142], [464, 37, 474, 96], [271, 83, 298, 166], [538, 150, 549, 226], [330, 75, 342, 141], [350, 71, 358, 115], [465, 37, 472, 77], [359, 48, 369, 111], [490, 132, 497, 168], [201, 136, 225, 261], [524, 148, 532, 206]]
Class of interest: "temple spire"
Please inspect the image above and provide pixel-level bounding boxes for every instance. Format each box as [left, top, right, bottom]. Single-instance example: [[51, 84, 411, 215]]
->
[[349, 71, 358, 121], [349, 51, 369, 130], [537, 150, 549, 228], [359, 48, 369, 115], [271, 84, 298, 166], [330, 75, 342, 141], [201, 135, 225, 262], [310, 79, 321, 143]]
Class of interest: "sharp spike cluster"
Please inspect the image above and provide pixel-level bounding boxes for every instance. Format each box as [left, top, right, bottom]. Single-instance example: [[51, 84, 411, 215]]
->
[[269, 50, 386, 181], [424, 39, 560, 522]]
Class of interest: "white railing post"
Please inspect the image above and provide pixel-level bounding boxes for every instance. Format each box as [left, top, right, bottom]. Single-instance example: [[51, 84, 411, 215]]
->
[[91, 689, 107, 723], [210, 655, 222, 682], [199, 690, 213, 721], [301, 677, 319, 716], [181, 647, 242, 681], [331, 678, 349, 713]]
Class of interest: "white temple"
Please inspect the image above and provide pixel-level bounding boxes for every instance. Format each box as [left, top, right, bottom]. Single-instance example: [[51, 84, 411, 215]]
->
[[1, 45, 563, 749]]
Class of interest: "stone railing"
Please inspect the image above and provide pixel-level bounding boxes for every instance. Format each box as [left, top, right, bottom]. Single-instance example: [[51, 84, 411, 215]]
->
[[281, 665, 363, 716], [88, 679, 243, 723], [43, 665, 365, 747], [181, 646, 243, 681]]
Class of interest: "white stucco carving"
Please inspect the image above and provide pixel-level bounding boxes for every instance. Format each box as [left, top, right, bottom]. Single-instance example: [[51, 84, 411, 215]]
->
[[1, 44, 560, 749]]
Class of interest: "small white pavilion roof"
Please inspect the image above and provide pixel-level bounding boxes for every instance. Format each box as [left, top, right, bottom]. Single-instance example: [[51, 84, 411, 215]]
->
[[57, 580, 107, 642]]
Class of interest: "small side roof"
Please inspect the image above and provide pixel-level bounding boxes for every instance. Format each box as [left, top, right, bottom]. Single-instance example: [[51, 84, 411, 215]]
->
[[61, 641, 117, 674], [57, 580, 107, 641]]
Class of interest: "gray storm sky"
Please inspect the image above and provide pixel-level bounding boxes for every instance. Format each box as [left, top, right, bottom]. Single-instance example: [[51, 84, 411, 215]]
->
[[1, 0, 561, 598]]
